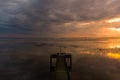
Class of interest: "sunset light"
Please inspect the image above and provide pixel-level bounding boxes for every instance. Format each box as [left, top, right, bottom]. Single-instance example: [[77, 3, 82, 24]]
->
[[107, 18, 120, 23], [108, 27, 120, 31], [109, 45, 120, 48], [106, 53, 120, 59], [2, 0, 120, 80]]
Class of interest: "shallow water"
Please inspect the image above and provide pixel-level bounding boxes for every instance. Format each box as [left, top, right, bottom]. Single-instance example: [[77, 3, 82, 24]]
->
[[0, 38, 120, 80]]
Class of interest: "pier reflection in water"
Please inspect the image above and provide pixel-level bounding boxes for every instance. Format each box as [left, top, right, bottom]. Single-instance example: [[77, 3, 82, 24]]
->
[[0, 38, 120, 80]]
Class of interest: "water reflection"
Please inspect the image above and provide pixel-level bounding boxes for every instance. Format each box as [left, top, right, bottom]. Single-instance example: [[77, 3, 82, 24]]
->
[[106, 53, 120, 59], [1, 38, 120, 80], [104, 40, 120, 59]]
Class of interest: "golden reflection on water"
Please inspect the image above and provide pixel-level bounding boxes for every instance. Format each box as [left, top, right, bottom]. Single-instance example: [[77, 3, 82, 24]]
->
[[106, 53, 120, 59], [106, 40, 120, 59]]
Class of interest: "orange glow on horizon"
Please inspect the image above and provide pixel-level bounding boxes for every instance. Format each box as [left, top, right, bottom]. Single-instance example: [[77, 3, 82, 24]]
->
[[106, 39, 120, 48], [109, 45, 120, 48], [54, 18, 120, 38]]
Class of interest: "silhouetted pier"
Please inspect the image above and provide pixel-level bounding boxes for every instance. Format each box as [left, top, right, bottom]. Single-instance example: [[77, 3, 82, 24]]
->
[[50, 53, 72, 80]]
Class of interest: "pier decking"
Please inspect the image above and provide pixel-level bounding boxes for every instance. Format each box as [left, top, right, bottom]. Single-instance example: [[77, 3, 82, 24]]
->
[[50, 53, 72, 80]]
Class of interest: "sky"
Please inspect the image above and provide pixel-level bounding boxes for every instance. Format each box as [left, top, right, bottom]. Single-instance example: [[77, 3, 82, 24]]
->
[[1, 0, 120, 38]]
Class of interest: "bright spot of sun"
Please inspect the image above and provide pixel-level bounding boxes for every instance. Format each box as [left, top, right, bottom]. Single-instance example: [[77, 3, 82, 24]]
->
[[107, 18, 120, 23], [109, 45, 120, 48], [106, 53, 120, 59]]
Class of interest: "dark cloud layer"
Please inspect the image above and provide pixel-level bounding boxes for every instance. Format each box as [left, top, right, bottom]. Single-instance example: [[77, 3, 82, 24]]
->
[[0, 0, 120, 37]]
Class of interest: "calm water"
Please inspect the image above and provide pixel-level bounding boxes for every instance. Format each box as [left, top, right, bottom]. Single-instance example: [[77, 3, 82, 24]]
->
[[0, 38, 120, 80]]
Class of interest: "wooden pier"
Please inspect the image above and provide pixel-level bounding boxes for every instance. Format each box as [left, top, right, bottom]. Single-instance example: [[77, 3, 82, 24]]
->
[[50, 53, 72, 80]]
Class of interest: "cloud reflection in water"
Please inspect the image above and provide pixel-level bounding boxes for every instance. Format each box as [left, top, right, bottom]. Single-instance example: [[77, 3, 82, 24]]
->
[[0, 38, 120, 80]]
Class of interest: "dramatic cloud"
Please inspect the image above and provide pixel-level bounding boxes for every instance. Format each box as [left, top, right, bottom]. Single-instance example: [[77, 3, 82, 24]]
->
[[1, 0, 120, 37]]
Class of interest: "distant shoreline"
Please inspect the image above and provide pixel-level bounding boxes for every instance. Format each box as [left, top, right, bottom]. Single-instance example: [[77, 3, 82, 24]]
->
[[0, 37, 120, 41]]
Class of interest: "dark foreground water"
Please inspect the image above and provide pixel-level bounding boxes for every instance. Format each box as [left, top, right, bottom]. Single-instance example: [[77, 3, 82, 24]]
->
[[0, 38, 120, 80]]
